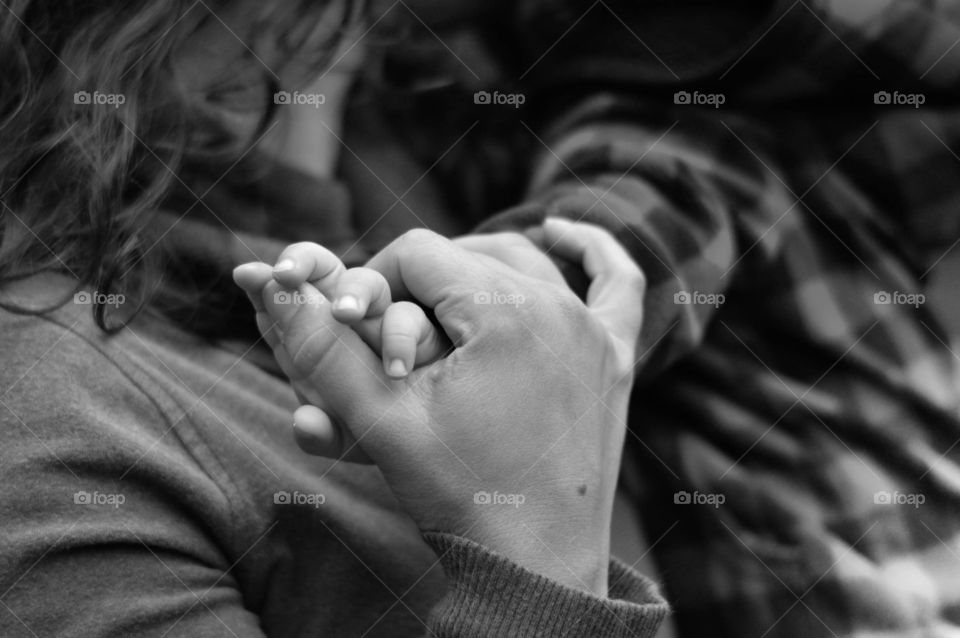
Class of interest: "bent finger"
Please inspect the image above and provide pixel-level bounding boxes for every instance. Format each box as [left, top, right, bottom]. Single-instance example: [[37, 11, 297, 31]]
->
[[541, 218, 645, 350], [332, 267, 393, 324], [380, 301, 448, 377], [293, 404, 372, 463], [272, 242, 345, 293]]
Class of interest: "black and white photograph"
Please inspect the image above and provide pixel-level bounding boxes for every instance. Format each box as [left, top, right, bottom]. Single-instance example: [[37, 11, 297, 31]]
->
[[0, 0, 959, 636]]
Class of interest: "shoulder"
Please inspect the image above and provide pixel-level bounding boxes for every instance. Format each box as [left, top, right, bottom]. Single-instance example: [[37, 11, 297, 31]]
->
[[0, 282, 168, 432], [0, 275, 257, 564], [0, 274, 239, 503]]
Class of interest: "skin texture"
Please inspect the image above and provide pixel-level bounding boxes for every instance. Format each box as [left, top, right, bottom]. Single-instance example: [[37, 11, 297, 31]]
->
[[234, 219, 645, 595]]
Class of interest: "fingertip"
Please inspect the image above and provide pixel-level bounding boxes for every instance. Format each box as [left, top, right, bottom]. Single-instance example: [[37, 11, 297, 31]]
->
[[233, 262, 274, 290], [542, 216, 574, 238], [385, 357, 409, 379], [274, 259, 296, 274], [293, 404, 341, 457], [381, 301, 440, 374], [332, 294, 365, 323], [543, 216, 574, 228], [334, 268, 391, 321], [273, 259, 304, 287], [232, 263, 253, 287]]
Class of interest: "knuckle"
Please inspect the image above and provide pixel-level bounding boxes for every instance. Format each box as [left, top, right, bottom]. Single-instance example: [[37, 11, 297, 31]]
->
[[286, 241, 321, 255], [494, 231, 534, 250], [398, 228, 438, 249], [337, 270, 368, 292], [580, 222, 614, 241], [392, 300, 420, 314]]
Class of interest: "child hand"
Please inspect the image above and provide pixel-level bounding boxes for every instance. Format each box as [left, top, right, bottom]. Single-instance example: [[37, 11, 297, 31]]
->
[[269, 242, 450, 378], [235, 244, 450, 462]]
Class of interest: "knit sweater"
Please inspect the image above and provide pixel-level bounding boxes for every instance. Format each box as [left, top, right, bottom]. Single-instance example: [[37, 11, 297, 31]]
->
[[0, 275, 668, 637]]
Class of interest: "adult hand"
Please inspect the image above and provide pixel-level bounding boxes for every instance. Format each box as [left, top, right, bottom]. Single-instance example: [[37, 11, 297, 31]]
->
[[242, 231, 571, 462], [246, 220, 645, 595]]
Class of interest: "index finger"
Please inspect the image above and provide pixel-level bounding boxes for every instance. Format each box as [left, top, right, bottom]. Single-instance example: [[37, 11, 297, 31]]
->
[[541, 218, 645, 351]]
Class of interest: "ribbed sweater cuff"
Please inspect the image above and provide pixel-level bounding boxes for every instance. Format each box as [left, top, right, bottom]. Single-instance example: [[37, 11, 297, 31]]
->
[[423, 532, 669, 637]]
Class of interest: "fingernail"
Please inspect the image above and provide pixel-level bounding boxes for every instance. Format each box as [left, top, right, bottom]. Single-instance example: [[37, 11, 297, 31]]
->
[[387, 358, 407, 378], [544, 216, 573, 226], [274, 259, 296, 273], [333, 295, 359, 312]]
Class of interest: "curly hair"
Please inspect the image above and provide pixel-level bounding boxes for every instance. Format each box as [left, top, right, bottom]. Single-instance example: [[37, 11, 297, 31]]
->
[[0, 0, 357, 331]]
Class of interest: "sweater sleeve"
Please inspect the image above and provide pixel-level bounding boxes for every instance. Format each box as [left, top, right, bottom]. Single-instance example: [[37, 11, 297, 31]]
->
[[423, 533, 668, 637]]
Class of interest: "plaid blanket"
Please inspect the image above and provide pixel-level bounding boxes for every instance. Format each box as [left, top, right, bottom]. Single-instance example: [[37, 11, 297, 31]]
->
[[472, 0, 960, 636]]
